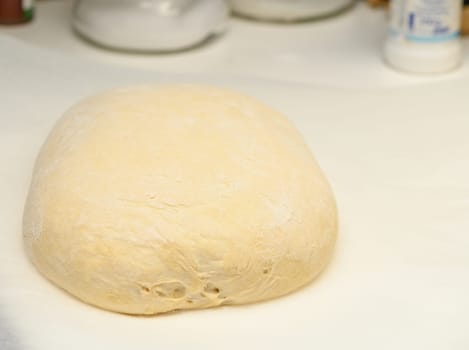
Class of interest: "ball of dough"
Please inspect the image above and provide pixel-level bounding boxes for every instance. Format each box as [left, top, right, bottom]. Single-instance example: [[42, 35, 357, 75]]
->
[[23, 85, 337, 315]]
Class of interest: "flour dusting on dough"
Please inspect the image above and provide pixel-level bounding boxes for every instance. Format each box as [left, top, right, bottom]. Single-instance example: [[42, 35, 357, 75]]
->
[[23, 85, 338, 315]]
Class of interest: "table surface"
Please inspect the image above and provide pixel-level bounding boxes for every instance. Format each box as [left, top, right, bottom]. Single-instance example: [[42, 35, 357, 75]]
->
[[1, 0, 469, 88], [1, 38, 469, 350]]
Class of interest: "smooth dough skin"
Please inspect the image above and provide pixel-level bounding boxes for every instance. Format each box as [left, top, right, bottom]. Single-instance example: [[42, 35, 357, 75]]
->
[[23, 85, 338, 315]]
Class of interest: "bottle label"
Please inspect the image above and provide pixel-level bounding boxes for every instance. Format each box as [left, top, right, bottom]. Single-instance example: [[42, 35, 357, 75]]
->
[[22, 0, 33, 20], [389, 0, 461, 42]]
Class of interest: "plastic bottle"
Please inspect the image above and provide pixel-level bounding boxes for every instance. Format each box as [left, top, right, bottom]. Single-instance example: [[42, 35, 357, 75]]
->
[[0, 0, 34, 24], [384, 0, 462, 73]]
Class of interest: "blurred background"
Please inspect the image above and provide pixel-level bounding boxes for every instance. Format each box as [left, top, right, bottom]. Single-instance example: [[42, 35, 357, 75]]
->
[[1, 0, 468, 87]]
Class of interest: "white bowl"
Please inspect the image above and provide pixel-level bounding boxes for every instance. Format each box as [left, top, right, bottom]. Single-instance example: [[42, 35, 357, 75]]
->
[[73, 0, 229, 52], [229, 0, 354, 22]]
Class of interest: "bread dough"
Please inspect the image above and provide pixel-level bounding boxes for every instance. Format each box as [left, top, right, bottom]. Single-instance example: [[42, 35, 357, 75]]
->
[[23, 85, 338, 315]]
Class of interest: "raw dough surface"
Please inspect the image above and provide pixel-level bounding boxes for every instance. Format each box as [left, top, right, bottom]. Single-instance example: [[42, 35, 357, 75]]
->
[[23, 85, 337, 315]]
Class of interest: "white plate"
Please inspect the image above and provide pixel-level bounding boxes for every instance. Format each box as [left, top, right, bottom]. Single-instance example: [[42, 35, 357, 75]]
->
[[0, 37, 468, 350]]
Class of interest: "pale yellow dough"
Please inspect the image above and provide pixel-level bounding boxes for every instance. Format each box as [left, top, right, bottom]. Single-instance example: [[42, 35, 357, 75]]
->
[[23, 85, 338, 315]]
